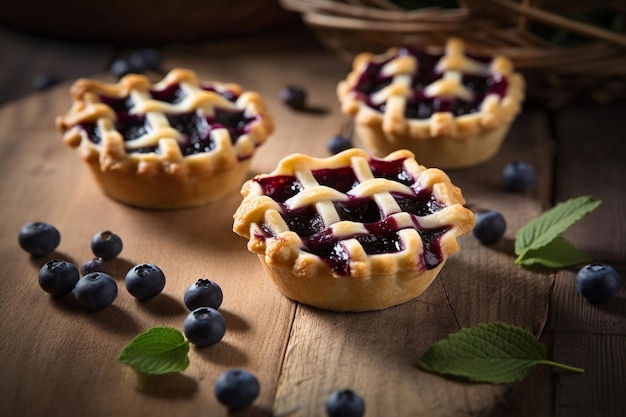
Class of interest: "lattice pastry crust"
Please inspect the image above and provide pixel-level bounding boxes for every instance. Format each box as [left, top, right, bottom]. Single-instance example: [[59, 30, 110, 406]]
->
[[337, 38, 525, 169], [233, 148, 475, 311], [56, 68, 274, 209]]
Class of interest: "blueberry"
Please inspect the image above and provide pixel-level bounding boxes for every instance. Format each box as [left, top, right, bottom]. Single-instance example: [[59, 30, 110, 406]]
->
[[18, 221, 61, 257], [183, 307, 226, 347], [125, 263, 166, 300], [183, 279, 223, 311], [576, 263, 621, 303], [110, 59, 134, 78], [33, 73, 61, 91], [326, 389, 366, 417], [74, 272, 118, 310], [279, 85, 307, 110], [91, 230, 123, 261], [80, 257, 106, 276], [38, 259, 79, 297], [327, 135, 352, 155], [128, 48, 161, 73], [214, 369, 260, 411], [502, 161, 536, 192], [473, 210, 506, 244]]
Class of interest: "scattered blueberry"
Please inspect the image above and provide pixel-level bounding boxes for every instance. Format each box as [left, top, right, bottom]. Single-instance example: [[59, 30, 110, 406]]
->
[[125, 263, 166, 300], [128, 48, 161, 72], [183, 307, 226, 347], [80, 257, 106, 276], [214, 369, 260, 411], [110, 58, 134, 78], [184, 279, 223, 311], [327, 135, 353, 155], [502, 161, 536, 192], [473, 210, 506, 244], [91, 230, 123, 261], [326, 389, 366, 417], [279, 85, 307, 110], [18, 221, 61, 257], [33, 73, 61, 91], [74, 272, 118, 310], [576, 263, 621, 303], [38, 259, 79, 297]]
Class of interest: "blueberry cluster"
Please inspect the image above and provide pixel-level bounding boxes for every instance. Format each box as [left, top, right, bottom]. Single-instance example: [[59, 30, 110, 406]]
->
[[19, 222, 171, 309], [20, 221, 371, 412], [279, 85, 307, 110], [110, 48, 162, 79]]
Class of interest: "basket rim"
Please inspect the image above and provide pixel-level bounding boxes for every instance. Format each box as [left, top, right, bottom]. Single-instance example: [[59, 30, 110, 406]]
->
[[280, 0, 469, 22]]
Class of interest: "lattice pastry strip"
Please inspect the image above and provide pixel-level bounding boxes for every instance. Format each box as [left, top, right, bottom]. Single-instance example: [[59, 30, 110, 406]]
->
[[58, 69, 272, 172], [337, 37, 525, 169], [234, 149, 474, 278], [57, 68, 274, 209], [233, 149, 475, 311]]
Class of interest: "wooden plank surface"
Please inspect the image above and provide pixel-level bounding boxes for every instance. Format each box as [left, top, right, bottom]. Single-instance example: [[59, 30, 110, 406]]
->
[[546, 103, 626, 417], [0, 26, 624, 417]]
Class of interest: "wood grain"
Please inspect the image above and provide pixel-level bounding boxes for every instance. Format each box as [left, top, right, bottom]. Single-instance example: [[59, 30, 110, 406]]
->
[[0, 29, 624, 417]]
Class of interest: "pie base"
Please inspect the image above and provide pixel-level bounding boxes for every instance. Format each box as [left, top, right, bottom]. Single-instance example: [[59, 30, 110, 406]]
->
[[233, 149, 475, 312], [56, 68, 273, 210], [356, 123, 511, 169], [337, 38, 525, 169], [258, 254, 446, 312], [84, 158, 250, 209]]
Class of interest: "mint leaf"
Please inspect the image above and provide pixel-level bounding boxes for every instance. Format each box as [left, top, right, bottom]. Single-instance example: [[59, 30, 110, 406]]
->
[[516, 236, 592, 268], [515, 196, 601, 267], [417, 322, 583, 384], [118, 327, 190, 375]]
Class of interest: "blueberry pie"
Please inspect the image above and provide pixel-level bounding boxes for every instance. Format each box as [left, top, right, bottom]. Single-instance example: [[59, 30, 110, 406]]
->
[[56, 68, 274, 209], [233, 148, 475, 312], [337, 38, 525, 169]]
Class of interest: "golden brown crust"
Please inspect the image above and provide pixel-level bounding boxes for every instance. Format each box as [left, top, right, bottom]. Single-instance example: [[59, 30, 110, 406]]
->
[[56, 68, 274, 209], [337, 38, 525, 169], [233, 148, 475, 311]]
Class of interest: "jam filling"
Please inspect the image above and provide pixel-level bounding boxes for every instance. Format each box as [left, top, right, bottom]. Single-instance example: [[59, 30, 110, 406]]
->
[[352, 47, 509, 118], [254, 158, 451, 275], [79, 83, 254, 156]]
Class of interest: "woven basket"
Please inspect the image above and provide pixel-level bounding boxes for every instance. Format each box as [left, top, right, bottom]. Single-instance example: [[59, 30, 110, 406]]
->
[[281, 0, 626, 103]]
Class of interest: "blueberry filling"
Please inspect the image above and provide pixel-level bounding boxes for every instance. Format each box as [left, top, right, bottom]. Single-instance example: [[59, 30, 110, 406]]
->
[[80, 105, 255, 157], [167, 111, 213, 155], [392, 189, 444, 216], [281, 206, 325, 238], [149, 84, 187, 104], [313, 167, 359, 193], [334, 198, 381, 223], [201, 85, 240, 102], [352, 48, 509, 119], [256, 175, 303, 203], [116, 113, 149, 141], [254, 160, 451, 275], [99, 95, 134, 114], [79, 85, 254, 156], [369, 158, 415, 185]]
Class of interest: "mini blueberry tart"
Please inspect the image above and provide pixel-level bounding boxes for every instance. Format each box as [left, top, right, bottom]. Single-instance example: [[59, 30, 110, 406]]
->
[[233, 148, 475, 312], [56, 68, 274, 209], [337, 38, 525, 169]]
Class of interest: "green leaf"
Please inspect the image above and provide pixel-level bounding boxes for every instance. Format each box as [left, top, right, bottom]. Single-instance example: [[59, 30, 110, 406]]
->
[[417, 322, 584, 384], [516, 236, 592, 269], [118, 327, 190, 375], [515, 196, 601, 266]]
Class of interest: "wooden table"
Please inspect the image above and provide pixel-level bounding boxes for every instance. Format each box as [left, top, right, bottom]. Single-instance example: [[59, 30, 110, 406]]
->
[[0, 23, 624, 417]]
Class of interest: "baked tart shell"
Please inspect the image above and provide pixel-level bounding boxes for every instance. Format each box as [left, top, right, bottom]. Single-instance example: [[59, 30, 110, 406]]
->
[[56, 68, 273, 209], [338, 38, 525, 169], [233, 148, 475, 312]]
